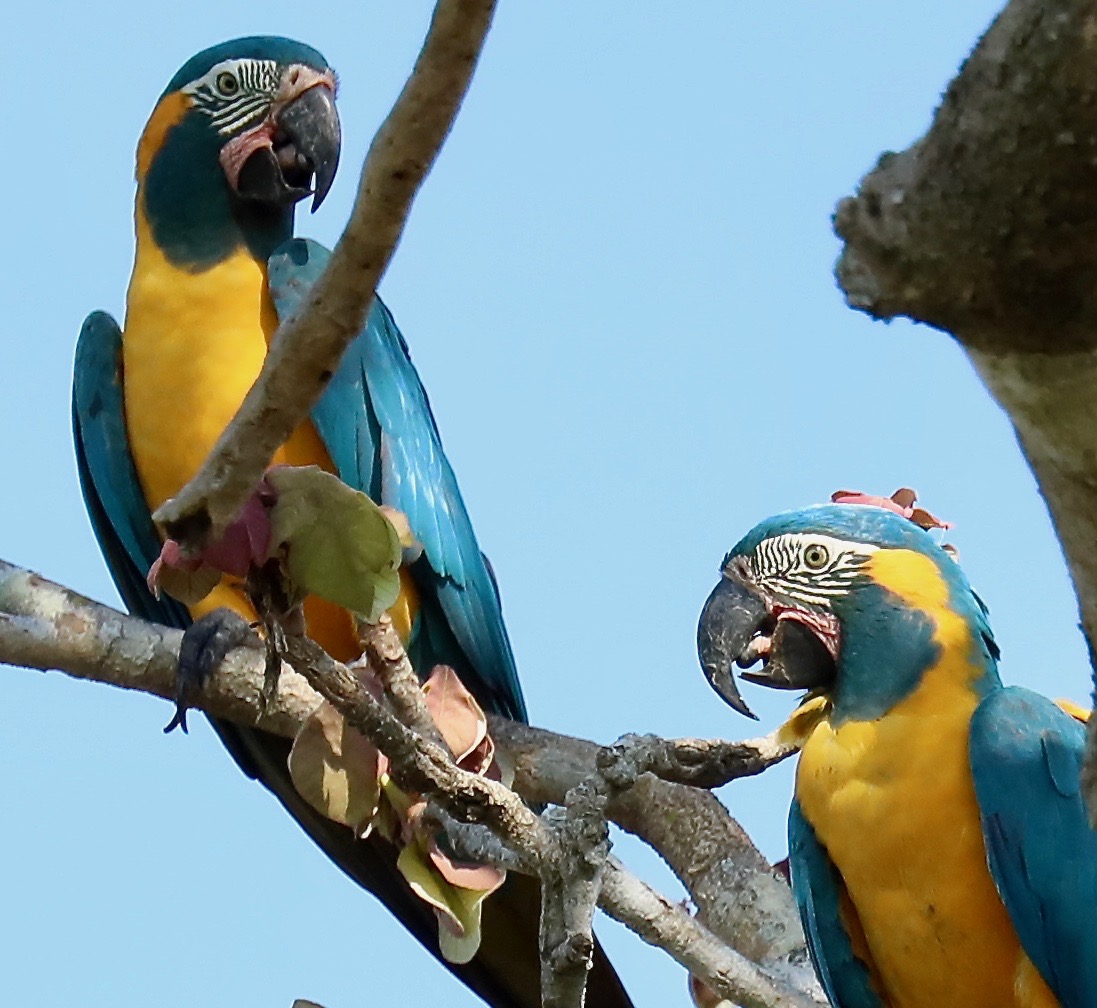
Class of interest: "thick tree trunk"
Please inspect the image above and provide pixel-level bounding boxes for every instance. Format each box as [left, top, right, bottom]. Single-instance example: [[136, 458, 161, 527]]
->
[[833, 0, 1097, 811]]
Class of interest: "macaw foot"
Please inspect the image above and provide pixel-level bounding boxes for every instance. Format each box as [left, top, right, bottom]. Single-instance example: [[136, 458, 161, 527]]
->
[[164, 609, 259, 734]]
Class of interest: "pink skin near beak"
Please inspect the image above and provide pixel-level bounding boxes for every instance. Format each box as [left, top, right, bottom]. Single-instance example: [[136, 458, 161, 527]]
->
[[218, 66, 338, 193]]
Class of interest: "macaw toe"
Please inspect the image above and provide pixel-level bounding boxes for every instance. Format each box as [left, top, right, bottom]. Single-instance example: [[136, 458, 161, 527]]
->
[[164, 609, 259, 733]]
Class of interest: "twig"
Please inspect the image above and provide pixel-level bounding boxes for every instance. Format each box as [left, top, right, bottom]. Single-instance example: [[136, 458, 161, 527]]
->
[[600, 859, 823, 1008], [598, 731, 798, 790], [539, 784, 611, 1008], [491, 716, 807, 972], [153, 0, 498, 549], [355, 613, 449, 753]]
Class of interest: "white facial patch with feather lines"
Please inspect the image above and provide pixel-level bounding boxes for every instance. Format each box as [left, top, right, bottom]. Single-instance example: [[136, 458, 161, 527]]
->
[[747, 533, 877, 608], [184, 58, 280, 135]]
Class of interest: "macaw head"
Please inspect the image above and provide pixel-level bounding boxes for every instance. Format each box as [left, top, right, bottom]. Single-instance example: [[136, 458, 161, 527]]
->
[[697, 504, 1000, 723], [136, 37, 341, 268]]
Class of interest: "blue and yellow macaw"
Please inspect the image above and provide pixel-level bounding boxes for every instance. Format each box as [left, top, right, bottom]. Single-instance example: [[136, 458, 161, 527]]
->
[[72, 37, 631, 1008], [696, 503, 1097, 1008]]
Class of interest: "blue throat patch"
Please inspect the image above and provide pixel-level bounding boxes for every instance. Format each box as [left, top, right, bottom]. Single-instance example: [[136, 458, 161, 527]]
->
[[828, 581, 943, 722], [143, 113, 295, 271]]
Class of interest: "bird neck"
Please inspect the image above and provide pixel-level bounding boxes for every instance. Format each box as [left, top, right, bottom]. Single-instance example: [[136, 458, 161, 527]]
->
[[830, 549, 1001, 724]]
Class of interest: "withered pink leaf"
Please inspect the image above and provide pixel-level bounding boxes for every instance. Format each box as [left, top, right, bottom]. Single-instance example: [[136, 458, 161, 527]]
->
[[458, 733, 495, 777], [890, 487, 917, 510], [831, 489, 912, 516], [427, 836, 506, 893], [689, 973, 731, 1008], [422, 664, 488, 763], [199, 479, 276, 577], [831, 487, 953, 531], [147, 542, 222, 606], [909, 506, 952, 531]]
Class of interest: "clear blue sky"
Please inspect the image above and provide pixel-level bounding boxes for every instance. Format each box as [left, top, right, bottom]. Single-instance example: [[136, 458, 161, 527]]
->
[[3, 4, 1082, 1007]]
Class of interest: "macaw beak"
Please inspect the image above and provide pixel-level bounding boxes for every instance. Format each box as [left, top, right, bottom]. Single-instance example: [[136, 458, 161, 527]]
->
[[696, 574, 768, 720], [232, 83, 341, 213], [697, 570, 836, 719]]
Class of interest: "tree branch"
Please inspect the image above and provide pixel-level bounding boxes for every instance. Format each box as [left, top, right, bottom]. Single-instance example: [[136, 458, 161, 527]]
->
[[539, 787, 610, 1008], [0, 558, 819, 1003], [153, 0, 497, 550], [356, 613, 449, 753], [491, 717, 808, 977], [0, 558, 317, 737], [600, 859, 823, 1008], [832, 0, 1097, 815]]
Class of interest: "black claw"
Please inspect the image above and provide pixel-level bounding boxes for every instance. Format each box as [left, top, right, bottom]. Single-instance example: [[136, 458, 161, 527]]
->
[[259, 623, 286, 718], [165, 609, 257, 733]]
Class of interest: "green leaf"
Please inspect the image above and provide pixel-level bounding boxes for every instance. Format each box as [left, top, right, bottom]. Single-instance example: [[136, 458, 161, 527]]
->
[[396, 842, 491, 964], [267, 466, 402, 621]]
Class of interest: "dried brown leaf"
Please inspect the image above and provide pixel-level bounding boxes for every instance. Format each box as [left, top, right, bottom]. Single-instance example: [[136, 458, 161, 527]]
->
[[422, 665, 488, 763], [288, 702, 381, 836]]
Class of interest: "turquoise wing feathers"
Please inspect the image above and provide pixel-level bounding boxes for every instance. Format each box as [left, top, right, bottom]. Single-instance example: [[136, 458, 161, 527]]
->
[[267, 237, 527, 722], [970, 687, 1097, 1008], [73, 311, 190, 629], [788, 800, 885, 1008]]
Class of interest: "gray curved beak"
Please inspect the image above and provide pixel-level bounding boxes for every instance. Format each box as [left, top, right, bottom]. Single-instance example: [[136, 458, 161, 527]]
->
[[696, 575, 768, 720], [276, 84, 342, 212]]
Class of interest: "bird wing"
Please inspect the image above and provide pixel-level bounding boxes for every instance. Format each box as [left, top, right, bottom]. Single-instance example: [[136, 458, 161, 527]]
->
[[73, 310, 470, 983], [788, 799, 887, 1008], [970, 686, 1097, 1008], [267, 237, 526, 722]]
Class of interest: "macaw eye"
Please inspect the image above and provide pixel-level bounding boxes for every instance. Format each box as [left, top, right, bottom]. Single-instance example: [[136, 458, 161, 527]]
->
[[216, 72, 239, 96], [803, 544, 830, 570]]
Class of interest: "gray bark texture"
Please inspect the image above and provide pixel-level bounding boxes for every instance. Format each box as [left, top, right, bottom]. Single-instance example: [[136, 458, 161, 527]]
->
[[833, 0, 1097, 814]]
